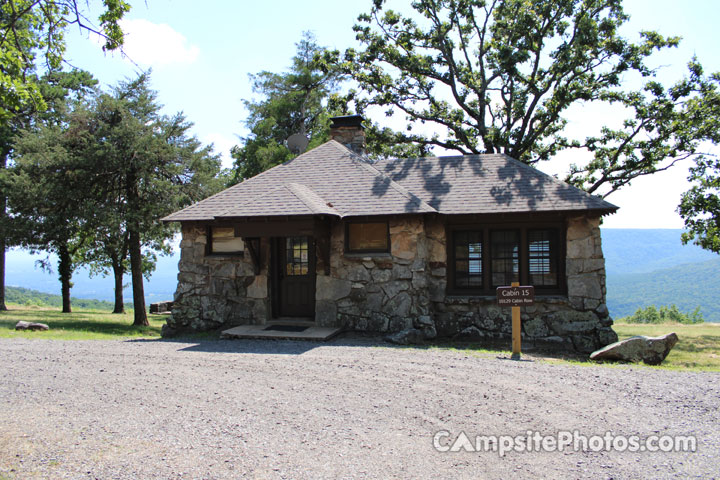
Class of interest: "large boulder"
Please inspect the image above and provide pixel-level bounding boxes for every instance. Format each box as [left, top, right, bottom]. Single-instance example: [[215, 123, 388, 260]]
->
[[15, 321, 49, 331], [590, 333, 678, 365]]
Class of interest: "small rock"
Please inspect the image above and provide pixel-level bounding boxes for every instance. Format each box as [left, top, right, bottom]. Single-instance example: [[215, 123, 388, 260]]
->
[[15, 321, 49, 331], [590, 333, 678, 365], [453, 326, 488, 341]]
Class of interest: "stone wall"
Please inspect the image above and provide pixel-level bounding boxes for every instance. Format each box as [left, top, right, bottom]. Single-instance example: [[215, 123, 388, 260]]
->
[[165, 215, 617, 353], [163, 224, 270, 336], [315, 218, 435, 337], [423, 215, 617, 353]]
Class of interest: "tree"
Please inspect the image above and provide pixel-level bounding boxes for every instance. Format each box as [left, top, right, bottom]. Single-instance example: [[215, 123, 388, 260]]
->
[[84, 74, 225, 325], [6, 71, 99, 312], [9, 128, 89, 313], [678, 72, 720, 254], [0, 0, 129, 310], [7, 73, 225, 322], [332, 0, 717, 196], [0, 0, 129, 119], [231, 32, 344, 182], [3, 70, 98, 313], [680, 154, 720, 254]]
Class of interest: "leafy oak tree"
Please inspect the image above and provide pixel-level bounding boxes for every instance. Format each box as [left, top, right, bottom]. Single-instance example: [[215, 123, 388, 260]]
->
[[231, 32, 345, 182], [678, 71, 720, 253], [332, 0, 717, 196], [0, 0, 129, 310], [680, 158, 720, 254]]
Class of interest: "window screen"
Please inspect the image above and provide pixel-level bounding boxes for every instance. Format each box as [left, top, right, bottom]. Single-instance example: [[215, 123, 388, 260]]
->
[[528, 229, 558, 287], [347, 222, 389, 252], [491, 230, 519, 286], [210, 227, 244, 253], [453, 231, 483, 288]]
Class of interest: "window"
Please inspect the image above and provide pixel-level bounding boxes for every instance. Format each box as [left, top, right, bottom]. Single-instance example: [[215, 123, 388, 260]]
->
[[208, 227, 244, 254], [346, 222, 389, 253], [449, 225, 563, 293], [491, 230, 519, 287], [528, 229, 559, 287], [453, 231, 483, 288]]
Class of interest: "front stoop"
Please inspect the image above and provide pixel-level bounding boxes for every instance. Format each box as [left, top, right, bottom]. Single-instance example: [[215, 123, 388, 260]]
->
[[221, 324, 342, 341]]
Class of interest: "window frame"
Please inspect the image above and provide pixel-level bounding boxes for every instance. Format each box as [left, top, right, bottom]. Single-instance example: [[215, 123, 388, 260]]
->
[[447, 221, 565, 295], [527, 228, 560, 288], [344, 220, 391, 254], [450, 230, 485, 289], [206, 226, 245, 256]]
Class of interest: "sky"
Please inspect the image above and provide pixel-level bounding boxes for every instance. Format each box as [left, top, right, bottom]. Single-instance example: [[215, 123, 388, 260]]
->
[[63, 0, 720, 229]]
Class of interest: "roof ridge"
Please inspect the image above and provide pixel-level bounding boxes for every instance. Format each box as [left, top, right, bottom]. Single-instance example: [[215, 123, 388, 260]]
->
[[285, 182, 340, 216]]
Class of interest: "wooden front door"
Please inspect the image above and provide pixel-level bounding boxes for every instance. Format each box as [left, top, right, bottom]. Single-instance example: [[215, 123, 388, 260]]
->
[[274, 236, 316, 318]]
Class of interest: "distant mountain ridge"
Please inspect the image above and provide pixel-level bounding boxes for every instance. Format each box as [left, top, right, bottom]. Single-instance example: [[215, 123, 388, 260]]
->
[[601, 229, 717, 275], [606, 258, 720, 323], [4, 229, 719, 321], [601, 229, 720, 322]]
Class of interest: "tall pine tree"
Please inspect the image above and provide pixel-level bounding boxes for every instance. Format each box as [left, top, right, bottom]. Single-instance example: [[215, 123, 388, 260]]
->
[[231, 32, 344, 182]]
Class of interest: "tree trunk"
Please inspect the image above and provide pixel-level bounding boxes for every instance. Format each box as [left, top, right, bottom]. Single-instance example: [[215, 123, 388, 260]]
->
[[111, 254, 125, 314], [128, 227, 148, 326], [0, 235, 6, 312], [1, 152, 7, 311], [58, 243, 72, 313]]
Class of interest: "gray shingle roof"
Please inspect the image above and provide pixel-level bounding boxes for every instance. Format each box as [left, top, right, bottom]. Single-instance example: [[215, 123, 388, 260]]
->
[[162, 141, 436, 222], [374, 153, 617, 214], [163, 142, 616, 222]]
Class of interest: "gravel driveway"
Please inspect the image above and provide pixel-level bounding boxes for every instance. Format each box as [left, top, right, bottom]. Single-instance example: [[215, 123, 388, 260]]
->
[[1, 336, 718, 479]]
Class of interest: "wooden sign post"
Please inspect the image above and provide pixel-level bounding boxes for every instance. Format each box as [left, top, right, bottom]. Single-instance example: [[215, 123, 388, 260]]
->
[[496, 283, 535, 360]]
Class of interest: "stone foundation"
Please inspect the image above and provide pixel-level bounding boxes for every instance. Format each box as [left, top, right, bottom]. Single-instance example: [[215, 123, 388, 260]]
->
[[166, 215, 617, 352], [163, 225, 270, 336]]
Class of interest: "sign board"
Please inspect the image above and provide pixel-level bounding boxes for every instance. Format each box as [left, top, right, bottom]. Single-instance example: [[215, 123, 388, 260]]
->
[[496, 285, 535, 306]]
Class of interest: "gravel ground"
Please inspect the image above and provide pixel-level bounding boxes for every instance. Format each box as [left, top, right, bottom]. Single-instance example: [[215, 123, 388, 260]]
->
[[0, 336, 718, 480]]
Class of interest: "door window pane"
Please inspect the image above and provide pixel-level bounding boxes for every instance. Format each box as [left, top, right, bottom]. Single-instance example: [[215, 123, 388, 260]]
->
[[286, 237, 309, 275]]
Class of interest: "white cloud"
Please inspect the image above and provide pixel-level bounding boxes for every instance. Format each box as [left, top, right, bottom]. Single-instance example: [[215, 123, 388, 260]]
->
[[118, 19, 200, 67]]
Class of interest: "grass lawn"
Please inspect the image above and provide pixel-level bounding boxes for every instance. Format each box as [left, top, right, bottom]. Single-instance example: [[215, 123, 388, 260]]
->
[[432, 322, 720, 372], [0, 304, 165, 340], [612, 322, 720, 371], [2, 304, 718, 371]]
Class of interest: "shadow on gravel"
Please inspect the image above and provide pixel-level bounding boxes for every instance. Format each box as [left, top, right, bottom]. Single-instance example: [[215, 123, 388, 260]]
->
[[125, 332, 387, 355], [124, 333, 587, 363]]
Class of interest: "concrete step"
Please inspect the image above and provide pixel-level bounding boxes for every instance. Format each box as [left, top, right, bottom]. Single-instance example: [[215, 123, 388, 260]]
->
[[221, 324, 342, 341]]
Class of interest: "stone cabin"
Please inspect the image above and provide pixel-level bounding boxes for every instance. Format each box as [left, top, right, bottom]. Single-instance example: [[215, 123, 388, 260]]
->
[[162, 115, 619, 352]]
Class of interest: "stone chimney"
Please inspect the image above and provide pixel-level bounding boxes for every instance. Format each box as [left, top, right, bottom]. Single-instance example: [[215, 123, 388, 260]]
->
[[329, 115, 366, 155]]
